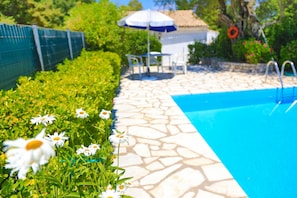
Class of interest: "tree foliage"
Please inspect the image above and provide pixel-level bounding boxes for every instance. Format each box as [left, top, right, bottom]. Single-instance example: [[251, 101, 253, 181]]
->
[[154, 0, 176, 10], [0, 12, 15, 24], [119, 0, 143, 11], [65, 0, 161, 66], [255, 0, 279, 25], [0, 0, 95, 27], [127, 0, 143, 10], [123, 30, 161, 55], [65, 0, 123, 52]]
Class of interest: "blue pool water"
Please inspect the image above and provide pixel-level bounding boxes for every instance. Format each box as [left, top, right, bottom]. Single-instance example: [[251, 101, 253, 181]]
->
[[172, 88, 297, 198]]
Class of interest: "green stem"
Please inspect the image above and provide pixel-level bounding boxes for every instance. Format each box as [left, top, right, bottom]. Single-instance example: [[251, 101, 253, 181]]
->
[[117, 143, 121, 170], [116, 142, 121, 183]]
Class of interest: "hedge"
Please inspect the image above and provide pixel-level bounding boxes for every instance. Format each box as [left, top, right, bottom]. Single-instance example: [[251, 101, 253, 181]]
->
[[0, 50, 131, 197]]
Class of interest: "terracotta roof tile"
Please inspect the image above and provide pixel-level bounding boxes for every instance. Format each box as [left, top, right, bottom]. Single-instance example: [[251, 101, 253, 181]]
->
[[161, 10, 208, 28]]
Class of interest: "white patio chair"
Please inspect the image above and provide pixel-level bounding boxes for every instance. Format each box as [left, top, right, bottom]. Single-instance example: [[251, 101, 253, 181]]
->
[[126, 54, 144, 78], [150, 51, 163, 72], [172, 53, 188, 76]]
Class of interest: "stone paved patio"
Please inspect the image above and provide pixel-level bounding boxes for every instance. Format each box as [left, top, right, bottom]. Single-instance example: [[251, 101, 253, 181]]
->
[[113, 65, 296, 198]]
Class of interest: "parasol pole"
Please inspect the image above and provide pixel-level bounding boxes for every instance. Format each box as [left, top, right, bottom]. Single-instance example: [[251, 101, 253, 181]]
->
[[147, 9, 151, 76]]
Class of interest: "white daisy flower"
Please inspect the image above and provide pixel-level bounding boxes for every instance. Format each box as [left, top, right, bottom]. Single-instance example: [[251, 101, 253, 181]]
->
[[76, 108, 89, 118], [88, 143, 100, 153], [4, 160, 30, 180], [100, 189, 120, 198], [45, 132, 69, 147], [76, 145, 95, 156], [5, 160, 42, 180], [30, 116, 42, 125], [99, 109, 111, 120], [76, 147, 84, 155], [109, 129, 129, 145], [44, 115, 56, 125], [116, 182, 130, 195], [30, 114, 55, 126], [3, 129, 55, 179]]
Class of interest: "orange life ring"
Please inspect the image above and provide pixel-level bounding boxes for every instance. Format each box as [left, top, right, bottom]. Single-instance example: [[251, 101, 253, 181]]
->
[[227, 26, 239, 39]]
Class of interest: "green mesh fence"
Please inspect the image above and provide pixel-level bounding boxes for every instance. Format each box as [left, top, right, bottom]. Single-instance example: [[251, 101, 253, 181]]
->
[[38, 28, 71, 71], [0, 24, 84, 90], [0, 24, 39, 90], [70, 31, 85, 58]]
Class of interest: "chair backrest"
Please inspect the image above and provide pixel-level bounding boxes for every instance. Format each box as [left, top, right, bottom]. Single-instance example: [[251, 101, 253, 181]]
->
[[149, 51, 161, 65], [126, 54, 143, 67], [126, 54, 135, 66], [172, 53, 188, 65]]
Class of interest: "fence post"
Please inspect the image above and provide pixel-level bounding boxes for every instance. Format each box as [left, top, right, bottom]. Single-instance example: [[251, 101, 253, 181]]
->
[[32, 25, 45, 71], [67, 29, 73, 60], [81, 32, 85, 49]]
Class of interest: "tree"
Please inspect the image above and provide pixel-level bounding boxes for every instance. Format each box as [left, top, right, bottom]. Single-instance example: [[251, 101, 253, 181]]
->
[[29, 0, 64, 28], [262, 0, 297, 60], [0, 0, 32, 25], [218, 0, 265, 39], [154, 0, 176, 10], [119, 0, 143, 11], [175, 0, 195, 9], [65, 0, 123, 52], [0, 0, 95, 27], [193, 0, 220, 30], [127, 0, 143, 10], [255, 0, 279, 25], [0, 12, 15, 24], [155, 0, 265, 39]]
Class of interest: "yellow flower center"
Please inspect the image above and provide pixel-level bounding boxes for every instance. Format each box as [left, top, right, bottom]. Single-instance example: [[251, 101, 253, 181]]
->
[[26, 140, 43, 150], [116, 134, 124, 138], [79, 111, 84, 114], [103, 112, 107, 115], [119, 185, 124, 190], [53, 137, 61, 141]]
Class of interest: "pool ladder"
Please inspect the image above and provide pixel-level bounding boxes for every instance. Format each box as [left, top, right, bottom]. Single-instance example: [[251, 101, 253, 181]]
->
[[265, 60, 297, 87], [265, 60, 297, 102]]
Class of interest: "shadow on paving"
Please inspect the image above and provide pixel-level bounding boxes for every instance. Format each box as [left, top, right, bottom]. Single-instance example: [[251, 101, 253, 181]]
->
[[125, 64, 264, 81], [128, 72, 175, 81]]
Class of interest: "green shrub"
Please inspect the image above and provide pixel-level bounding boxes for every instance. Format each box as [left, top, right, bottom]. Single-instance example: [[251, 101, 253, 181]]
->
[[233, 38, 273, 64], [280, 40, 297, 65], [121, 29, 162, 67], [0, 50, 131, 197], [188, 41, 208, 64], [213, 27, 232, 60], [187, 28, 232, 64], [230, 39, 243, 62], [266, 15, 297, 61]]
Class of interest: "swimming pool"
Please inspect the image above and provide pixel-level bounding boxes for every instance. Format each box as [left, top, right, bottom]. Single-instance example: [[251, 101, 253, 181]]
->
[[172, 87, 297, 198]]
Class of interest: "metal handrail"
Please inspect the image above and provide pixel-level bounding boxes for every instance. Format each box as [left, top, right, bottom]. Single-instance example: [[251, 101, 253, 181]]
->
[[280, 60, 297, 81], [264, 60, 283, 88]]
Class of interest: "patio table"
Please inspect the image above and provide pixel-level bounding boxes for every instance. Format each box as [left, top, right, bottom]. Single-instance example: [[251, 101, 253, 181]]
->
[[138, 52, 172, 76]]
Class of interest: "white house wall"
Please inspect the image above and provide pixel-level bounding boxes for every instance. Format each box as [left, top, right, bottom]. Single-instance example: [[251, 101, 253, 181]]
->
[[160, 29, 208, 66], [207, 30, 219, 44]]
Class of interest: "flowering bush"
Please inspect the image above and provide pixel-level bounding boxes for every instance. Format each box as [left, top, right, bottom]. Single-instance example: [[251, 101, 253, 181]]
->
[[0, 51, 132, 197], [232, 38, 273, 64]]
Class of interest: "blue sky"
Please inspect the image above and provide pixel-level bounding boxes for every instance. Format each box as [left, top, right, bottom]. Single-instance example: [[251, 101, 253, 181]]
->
[[110, 0, 156, 10]]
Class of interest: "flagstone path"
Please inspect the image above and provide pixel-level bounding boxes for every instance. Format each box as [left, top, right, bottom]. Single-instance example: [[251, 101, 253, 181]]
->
[[113, 65, 296, 198]]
